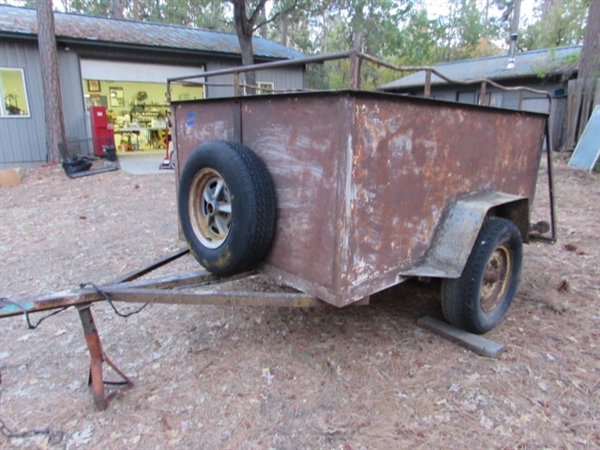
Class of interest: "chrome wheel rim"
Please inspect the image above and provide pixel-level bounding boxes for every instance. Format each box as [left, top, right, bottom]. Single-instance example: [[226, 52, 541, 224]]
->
[[188, 168, 232, 249]]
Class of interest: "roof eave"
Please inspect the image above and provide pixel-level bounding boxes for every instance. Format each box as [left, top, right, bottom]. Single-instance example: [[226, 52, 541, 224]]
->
[[0, 31, 297, 63], [384, 69, 576, 91]]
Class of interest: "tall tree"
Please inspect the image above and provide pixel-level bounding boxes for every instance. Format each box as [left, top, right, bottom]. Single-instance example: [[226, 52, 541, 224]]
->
[[37, 0, 66, 163], [509, 0, 521, 37], [572, 0, 599, 142], [431, 0, 494, 62], [520, 0, 589, 50], [231, 0, 264, 93], [112, 0, 123, 18], [229, 0, 302, 93], [65, 0, 114, 16]]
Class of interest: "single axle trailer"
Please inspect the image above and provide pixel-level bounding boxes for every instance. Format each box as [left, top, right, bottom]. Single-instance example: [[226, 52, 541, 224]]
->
[[0, 50, 556, 411]]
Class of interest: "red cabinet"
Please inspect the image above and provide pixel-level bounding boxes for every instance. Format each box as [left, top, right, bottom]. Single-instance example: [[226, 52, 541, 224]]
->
[[89, 106, 115, 156]]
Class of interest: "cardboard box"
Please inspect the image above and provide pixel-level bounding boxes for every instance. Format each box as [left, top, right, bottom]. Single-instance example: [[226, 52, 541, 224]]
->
[[0, 168, 23, 187]]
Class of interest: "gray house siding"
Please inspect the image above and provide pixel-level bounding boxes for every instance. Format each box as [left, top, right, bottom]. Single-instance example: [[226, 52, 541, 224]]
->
[[203, 60, 305, 98], [1, 41, 305, 165], [1, 40, 90, 164], [58, 50, 87, 141], [0, 39, 46, 164], [0, 5, 306, 166], [407, 79, 564, 111], [258, 67, 305, 92], [382, 47, 579, 150], [204, 60, 240, 98]]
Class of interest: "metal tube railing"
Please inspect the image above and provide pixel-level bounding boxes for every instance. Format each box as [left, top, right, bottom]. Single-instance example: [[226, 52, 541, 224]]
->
[[167, 49, 552, 103]]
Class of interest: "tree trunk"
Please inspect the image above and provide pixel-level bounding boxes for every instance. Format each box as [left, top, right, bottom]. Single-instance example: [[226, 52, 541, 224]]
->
[[112, 0, 123, 19], [232, 0, 266, 94], [509, 0, 521, 36], [577, 0, 600, 126], [133, 0, 140, 21], [568, 0, 600, 148], [37, 1, 65, 164], [281, 13, 289, 47]]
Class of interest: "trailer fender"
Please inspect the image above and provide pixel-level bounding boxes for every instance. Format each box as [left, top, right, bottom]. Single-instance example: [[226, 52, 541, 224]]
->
[[400, 191, 528, 279]]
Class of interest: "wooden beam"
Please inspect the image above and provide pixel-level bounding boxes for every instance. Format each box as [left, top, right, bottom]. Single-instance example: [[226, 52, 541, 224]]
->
[[417, 316, 505, 358]]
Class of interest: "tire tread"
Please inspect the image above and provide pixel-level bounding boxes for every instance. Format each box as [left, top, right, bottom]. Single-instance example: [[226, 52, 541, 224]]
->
[[178, 140, 276, 275], [441, 216, 523, 334]]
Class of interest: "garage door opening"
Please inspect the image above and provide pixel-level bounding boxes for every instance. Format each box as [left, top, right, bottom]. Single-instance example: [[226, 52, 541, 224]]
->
[[81, 60, 204, 152]]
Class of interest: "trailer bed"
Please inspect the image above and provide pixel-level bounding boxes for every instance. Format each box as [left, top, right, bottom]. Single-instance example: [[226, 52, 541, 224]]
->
[[173, 90, 547, 307]]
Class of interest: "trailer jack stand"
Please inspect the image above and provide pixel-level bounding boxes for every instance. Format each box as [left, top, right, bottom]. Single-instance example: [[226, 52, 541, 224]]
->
[[77, 303, 133, 411]]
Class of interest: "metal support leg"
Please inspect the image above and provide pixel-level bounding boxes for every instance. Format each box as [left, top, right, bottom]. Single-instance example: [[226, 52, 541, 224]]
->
[[77, 304, 133, 411]]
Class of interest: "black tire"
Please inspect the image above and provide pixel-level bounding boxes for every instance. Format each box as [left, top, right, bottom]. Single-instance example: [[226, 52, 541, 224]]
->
[[178, 141, 276, 276], [441, 217, 523, 334]]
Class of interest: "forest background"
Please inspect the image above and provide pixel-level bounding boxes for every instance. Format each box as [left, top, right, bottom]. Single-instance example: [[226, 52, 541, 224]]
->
[[7, 0, 591, 90]]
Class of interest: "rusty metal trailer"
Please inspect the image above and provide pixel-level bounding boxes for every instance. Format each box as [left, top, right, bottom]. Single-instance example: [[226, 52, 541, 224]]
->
[[170, 50, 555, 330], [0, 50, 556, 411], [173, 89, 545, 303]]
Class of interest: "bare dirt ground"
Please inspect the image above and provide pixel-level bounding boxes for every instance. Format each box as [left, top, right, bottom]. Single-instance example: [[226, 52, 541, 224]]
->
[[0, 157, 598, 450]]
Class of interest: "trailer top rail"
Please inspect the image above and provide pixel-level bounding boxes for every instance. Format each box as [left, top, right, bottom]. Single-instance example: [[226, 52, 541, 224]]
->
[[167, 47, 553, 108]]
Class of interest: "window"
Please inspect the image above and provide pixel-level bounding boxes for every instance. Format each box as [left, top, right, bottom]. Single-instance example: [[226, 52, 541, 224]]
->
[[109, 87, 125, 107], [0, 68, 30, 117], [477, 92, 503, 107], [258, 82, 275, 95], [456, 91, 476, 104], [242, 82, 275, 95]]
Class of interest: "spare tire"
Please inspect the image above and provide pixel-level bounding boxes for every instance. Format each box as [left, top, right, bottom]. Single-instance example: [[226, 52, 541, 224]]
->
[[178, 141, 276, 275]]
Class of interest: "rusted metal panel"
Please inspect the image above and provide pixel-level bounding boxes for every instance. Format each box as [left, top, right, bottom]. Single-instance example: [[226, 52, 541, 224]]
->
[[240, 95, 349, 297], [342, 93, 545, 304], [174, 91, 547, 307], [400, 192, 525, 278], [173, 100, 239, 167]]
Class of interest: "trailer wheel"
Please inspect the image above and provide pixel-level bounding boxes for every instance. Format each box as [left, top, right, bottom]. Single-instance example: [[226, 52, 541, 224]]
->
[[441, 217, 522, 334], [169, 149, 176, 170], [178, 141, 276, 276]]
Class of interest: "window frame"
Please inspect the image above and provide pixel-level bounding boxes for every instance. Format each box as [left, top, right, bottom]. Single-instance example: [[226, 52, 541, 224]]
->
[[0, 67, 31, 118], [258, 82, 275, 95]]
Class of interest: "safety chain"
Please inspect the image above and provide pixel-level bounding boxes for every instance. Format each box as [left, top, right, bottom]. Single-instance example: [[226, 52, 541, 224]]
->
[[0, 378, 63, 444], [80, 282, 148, 318], [0, 418, 63, 445], [0, 297, 68, 330], [1, 282, 144, 443]]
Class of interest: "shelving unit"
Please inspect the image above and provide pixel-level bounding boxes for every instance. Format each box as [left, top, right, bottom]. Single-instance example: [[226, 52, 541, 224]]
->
[[112, 104, 170, 151], [130, 104, 169, 128]]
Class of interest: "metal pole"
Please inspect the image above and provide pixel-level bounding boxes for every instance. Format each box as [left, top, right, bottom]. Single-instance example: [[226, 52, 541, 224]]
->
[[76, 303, 133, 411], [544, 118, 557, 243], [77, 304, 107, 411], [233, 73, 241, 96], [518, 90, 524, 110], [424, 70, 432, 98], [349, 33, 363, 90], [479, 81, 487, 105]]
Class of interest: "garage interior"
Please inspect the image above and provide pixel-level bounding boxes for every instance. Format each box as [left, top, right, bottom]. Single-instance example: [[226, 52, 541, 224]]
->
[[81, 59, 205, 152]]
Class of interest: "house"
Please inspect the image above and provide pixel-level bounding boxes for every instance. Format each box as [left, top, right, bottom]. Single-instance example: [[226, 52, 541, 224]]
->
[[0, 5, 306, 166], [380, 46, 581, 149]]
